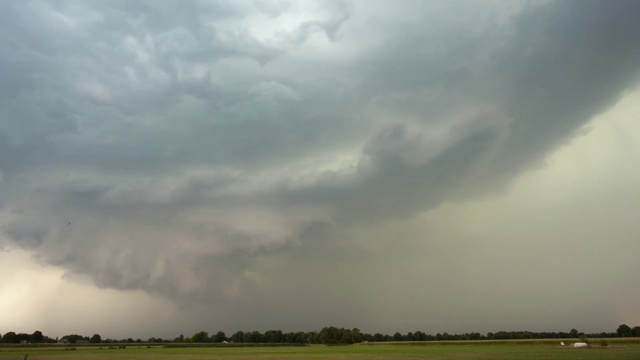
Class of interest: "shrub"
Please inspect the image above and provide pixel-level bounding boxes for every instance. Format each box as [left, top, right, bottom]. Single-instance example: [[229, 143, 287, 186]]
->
[[600, 339, 609, 347]]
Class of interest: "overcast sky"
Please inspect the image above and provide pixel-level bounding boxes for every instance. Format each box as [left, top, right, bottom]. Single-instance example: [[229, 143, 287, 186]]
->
[[1, 0, 640, 340]]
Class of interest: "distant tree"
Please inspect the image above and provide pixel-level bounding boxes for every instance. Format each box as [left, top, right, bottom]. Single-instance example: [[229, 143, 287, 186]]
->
[[319, 327, 338, 344], [352, 328, 363, 343], [191, 331, 209, 343], [339, 330, 351, 344], [284, 332, 294, 343], [2, 332, 16, 343], [617, 324, 632, 337], [31, 331, 44, 343], [243, 331, 261, 343], [569, 329, 579, 338], [392, 332, 402, 341], [61, 334, 84, 344], [253, 330, 263, 342], [307, 331, 319, 344], [15, 333, 30, 343], [265, 330, 283, 343], [213, 331, 226, 343], [632, 326, 640, 337], [288, 331, 302, 344], [90, 334, 101, 343], [230, 331, 244, 343]]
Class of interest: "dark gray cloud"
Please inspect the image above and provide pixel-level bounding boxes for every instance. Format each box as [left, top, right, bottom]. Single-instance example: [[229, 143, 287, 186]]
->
[[1, 0, 640, 335]]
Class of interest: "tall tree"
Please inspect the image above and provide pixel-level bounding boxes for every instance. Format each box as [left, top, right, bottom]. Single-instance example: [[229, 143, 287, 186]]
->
[[617, 324, 632, 337], [191, 331, 209, 343], [213, 331, 226, 343], [2, 332, 16, 343], [230, 331, 244, 343], [31, 331, 44, 343]]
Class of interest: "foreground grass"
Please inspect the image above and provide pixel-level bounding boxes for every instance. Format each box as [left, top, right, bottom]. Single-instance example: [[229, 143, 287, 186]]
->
[[2, 341, 640, 360]]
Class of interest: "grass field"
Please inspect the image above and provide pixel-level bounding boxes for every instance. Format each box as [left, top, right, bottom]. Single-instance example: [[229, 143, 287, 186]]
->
[[2, 340, 640, 360]]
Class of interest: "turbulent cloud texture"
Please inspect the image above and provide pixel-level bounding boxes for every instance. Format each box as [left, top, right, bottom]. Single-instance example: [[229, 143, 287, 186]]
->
[[1, 0, 640, 336]]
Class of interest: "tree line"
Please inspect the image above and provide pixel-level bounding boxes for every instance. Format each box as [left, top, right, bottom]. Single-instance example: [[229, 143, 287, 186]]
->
[[2, 324, 639, 345], [0, 331, 102, 344]]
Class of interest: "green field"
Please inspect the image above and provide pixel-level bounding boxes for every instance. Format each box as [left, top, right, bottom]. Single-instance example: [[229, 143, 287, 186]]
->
[[2, 340, 640, 360]]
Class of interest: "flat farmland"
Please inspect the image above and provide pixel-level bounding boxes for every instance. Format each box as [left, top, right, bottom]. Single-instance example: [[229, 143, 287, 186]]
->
[[2, 340, 640, 360]]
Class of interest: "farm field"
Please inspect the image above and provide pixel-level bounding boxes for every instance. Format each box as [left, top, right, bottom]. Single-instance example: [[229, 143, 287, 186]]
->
[[2, 341, 640, 360]]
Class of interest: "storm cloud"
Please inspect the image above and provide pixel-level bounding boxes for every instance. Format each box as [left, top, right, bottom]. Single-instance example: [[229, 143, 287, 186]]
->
[[1, 0, 640, 336]]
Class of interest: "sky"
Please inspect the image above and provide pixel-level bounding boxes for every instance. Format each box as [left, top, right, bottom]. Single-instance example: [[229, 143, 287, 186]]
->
[[1, 0, 640, 340]]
